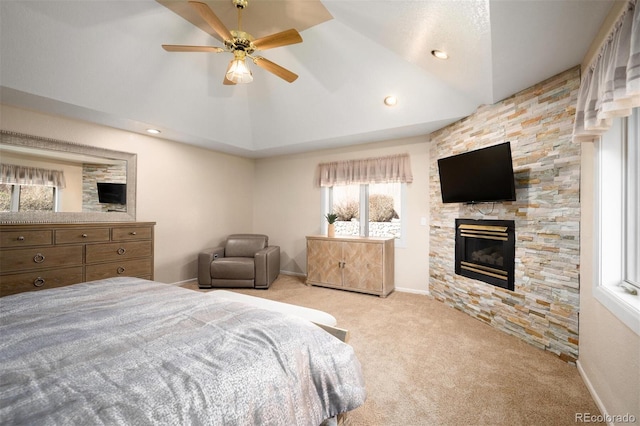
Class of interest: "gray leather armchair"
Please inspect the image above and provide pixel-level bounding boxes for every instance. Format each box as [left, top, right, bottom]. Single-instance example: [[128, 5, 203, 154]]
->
[[198, 234, 280, 289]]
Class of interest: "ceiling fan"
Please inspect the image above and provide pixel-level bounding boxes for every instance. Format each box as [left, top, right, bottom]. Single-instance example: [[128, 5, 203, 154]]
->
[[162, 0, 303, 85]]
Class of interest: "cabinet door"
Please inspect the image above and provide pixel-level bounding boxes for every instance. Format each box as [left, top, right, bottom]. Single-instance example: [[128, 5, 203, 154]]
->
[[307, 239, 342, 286], [343, 241, 383, 292]]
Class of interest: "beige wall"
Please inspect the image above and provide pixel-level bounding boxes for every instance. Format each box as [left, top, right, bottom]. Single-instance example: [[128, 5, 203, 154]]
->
[[1, 105, 430, 292], [576, 6, 640, 417], [578, 142, 640, 420], [1, 104, 255, 283], [253, 137, 431, 293]]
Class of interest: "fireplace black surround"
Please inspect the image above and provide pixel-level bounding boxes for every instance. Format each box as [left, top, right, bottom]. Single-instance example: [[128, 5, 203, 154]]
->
[[455, 218, 515, 291]]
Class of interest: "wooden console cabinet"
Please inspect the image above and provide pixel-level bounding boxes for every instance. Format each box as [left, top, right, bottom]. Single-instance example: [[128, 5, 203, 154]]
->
[[306, 235, 394, 297], [0, 222, 155, 296]]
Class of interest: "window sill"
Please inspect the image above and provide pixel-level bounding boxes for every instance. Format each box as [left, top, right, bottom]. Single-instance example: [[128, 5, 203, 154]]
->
[[594, 284, 640, 336]]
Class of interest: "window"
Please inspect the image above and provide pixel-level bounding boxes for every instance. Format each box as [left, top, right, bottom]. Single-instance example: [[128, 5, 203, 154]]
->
[[323, 182, 406, 245], [596, 107, 640, 335], [0, 164, 65, 213], [0, 184, 57, 212], [317, 154, 412, 247]]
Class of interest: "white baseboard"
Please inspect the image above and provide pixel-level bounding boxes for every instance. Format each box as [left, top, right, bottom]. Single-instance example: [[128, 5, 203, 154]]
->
[[279, 270, 306, 277], [395, 286, 431, 296], [576, 360, 613, 426], [172, 273, 431, 298]]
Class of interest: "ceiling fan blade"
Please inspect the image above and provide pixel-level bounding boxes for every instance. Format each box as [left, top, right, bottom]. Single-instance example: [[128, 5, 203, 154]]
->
[[253, 57, 298, 83], [252, 29, 302, 51], [162, 45, 224, 53], [188, 1, 232, 42], [223, 75, 236, 85]]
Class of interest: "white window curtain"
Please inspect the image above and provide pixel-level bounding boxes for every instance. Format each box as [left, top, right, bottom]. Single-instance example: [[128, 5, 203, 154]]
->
[[317, 154, 413, 187], [0, 164, 66, 188], [573, 0, 640, 142]]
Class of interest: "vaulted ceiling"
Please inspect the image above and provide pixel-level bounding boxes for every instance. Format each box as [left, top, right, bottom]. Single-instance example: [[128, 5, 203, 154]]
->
[[0, 0, 615, 158]]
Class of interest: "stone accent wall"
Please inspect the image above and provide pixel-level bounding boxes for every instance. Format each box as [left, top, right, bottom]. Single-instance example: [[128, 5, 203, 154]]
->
[[82, 163, 127, 212], [429, 67, 581, 363]]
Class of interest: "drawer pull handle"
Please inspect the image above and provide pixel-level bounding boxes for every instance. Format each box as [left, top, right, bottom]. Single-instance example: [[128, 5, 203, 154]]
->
[[17, 236, 25, 241], [33, 277, 45, 287], [82, 233, 88, 238], [117, 266, 126, 274], [117, 247, 126, 255], [33, 253, 46, 263], [130, 231, 137, 236]]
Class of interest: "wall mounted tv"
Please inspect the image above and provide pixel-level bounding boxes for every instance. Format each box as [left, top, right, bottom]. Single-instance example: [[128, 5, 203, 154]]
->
[[97, 182, 126, 205], [437, 142, 516, 204]]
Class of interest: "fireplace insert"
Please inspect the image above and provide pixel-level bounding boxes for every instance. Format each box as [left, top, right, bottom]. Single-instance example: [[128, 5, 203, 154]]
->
[[455, 218, 515, 291]]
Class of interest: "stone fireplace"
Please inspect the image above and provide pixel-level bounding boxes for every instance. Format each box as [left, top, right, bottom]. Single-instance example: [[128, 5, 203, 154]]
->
[[455, 219, 515, 291], [429, 67, 582, 363]]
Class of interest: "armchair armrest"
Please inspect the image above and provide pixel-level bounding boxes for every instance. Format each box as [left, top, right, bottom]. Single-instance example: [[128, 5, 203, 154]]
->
[[198, 246, 225, 287], [254, 245, 280, 288]]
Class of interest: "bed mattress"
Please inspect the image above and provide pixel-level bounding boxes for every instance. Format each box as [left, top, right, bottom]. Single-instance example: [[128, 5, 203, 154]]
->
[[0, 277, 366, 425]]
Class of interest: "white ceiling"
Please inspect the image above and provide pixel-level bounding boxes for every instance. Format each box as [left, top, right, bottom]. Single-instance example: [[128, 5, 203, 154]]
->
[[0, 0, 615, 158]]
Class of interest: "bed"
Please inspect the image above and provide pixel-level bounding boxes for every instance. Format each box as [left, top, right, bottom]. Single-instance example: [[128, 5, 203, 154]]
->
[[0, 277, 366, 425]]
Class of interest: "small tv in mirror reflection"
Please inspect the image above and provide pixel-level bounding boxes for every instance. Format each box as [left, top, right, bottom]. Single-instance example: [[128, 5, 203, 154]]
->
[[97, 182, 126, 205]]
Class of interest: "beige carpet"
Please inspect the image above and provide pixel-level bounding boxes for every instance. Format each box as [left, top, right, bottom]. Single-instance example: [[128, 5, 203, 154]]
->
[[181, 275, 603, 426]]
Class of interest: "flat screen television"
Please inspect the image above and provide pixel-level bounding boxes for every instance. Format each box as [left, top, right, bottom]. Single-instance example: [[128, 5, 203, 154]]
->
[[97, 182, 126, 205], [437, 142, 516, 204]]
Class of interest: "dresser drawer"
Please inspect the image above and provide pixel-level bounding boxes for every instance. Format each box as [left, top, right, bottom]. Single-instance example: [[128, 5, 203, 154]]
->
[[0, 267, 84, 297], [112, 226, 152, 241], [0, 230, 53, 248], [0, 246, 83, 274], [55, 228, 110, 244], [86, 259, 153, 282], [85, 241, 152, 264]]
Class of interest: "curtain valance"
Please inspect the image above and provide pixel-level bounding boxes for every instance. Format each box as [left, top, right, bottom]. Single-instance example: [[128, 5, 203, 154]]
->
[[0, 164, 66, 188], [573, 0, 639, 142], [318, 154, 413, 187]]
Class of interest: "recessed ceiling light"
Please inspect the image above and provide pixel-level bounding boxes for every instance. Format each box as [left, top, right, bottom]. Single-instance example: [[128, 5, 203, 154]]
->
[[384, 96, 398, 106], [431, 50, 449, 60], [146, 128, 161, 134]]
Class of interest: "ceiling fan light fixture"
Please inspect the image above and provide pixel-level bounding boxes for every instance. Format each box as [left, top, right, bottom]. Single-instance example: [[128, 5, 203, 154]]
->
[[226, 55, 253, 84], [164, 1, 301, 84]]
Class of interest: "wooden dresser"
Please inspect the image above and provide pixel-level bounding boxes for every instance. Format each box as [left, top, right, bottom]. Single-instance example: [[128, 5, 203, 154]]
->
[[306, 235, 394, 297], [0, 222, 155, 296]]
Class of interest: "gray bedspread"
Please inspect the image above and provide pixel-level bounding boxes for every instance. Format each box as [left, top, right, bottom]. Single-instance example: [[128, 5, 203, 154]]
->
[[0, 277, 366, 425]]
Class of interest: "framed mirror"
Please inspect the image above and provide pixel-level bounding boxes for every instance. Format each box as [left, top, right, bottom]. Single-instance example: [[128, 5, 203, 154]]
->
[[0, 130, 137, 223]]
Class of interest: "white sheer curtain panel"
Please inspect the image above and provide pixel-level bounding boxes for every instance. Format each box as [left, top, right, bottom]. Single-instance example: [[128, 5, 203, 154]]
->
[[0, 164, 67, 188], [573, 0, 640, 142], [317, 154, 413, 187]]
